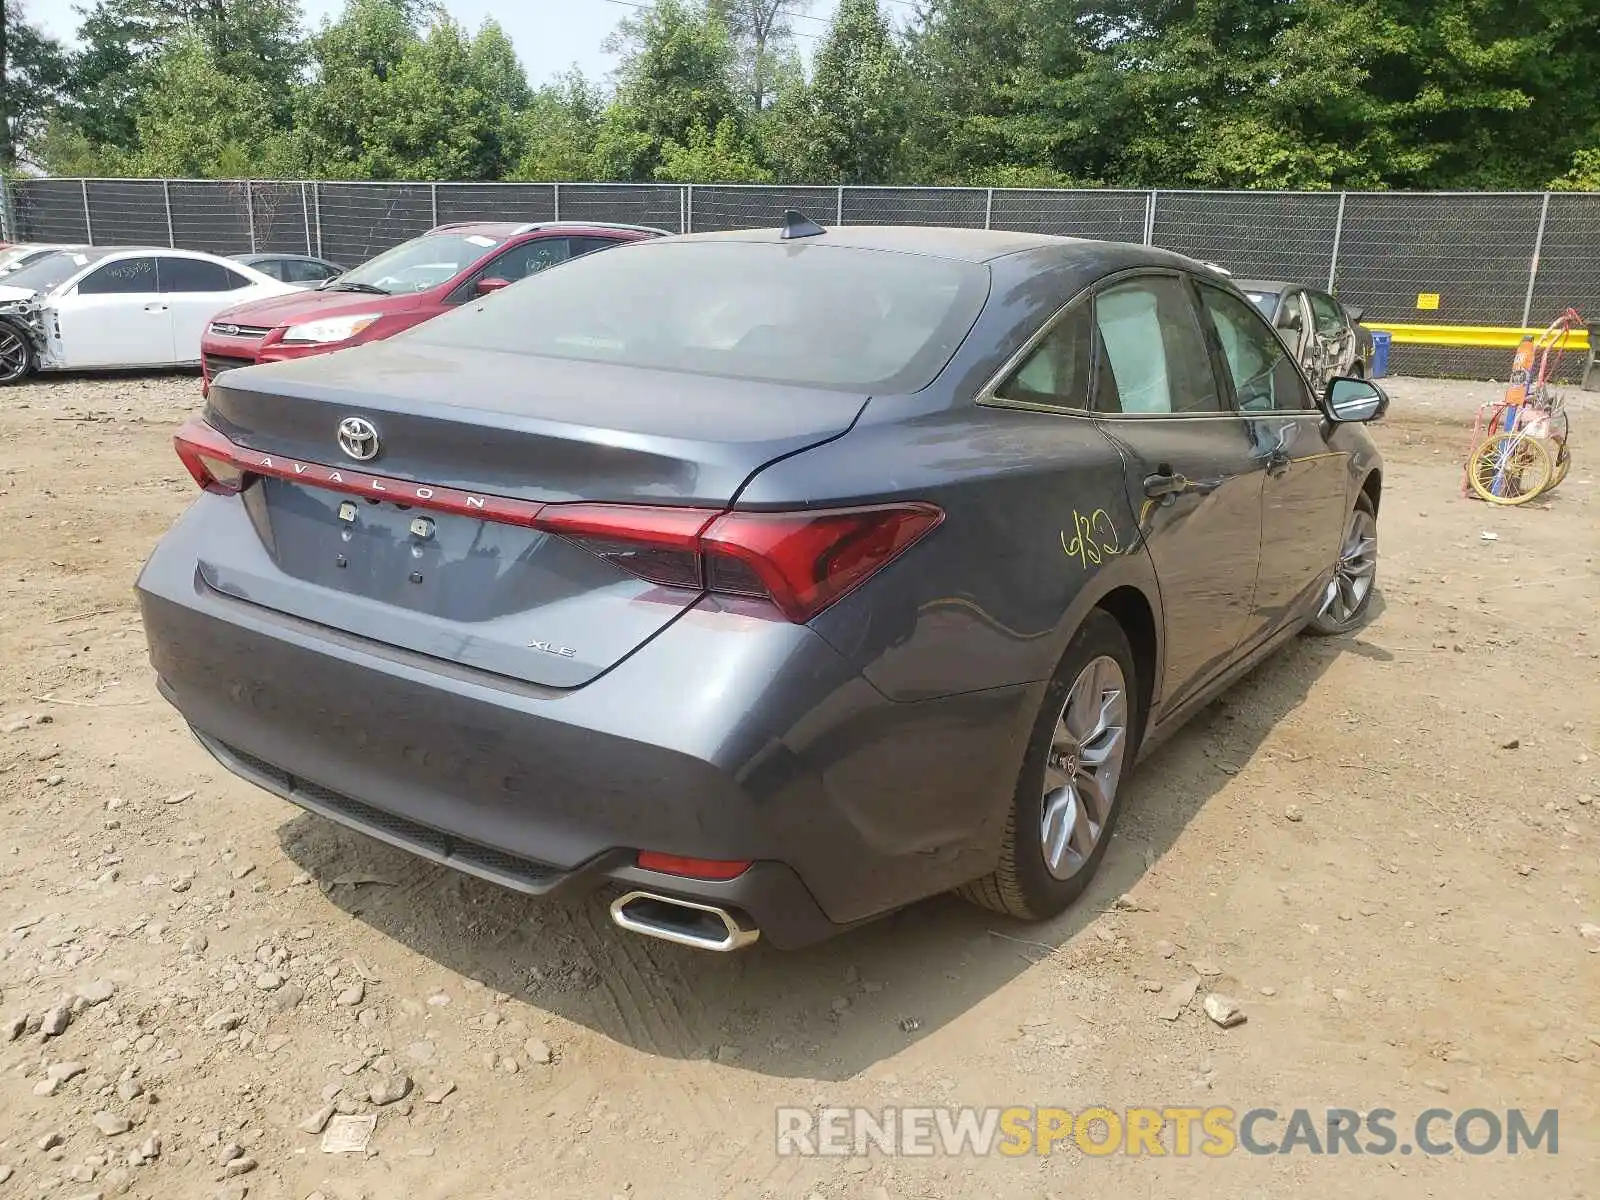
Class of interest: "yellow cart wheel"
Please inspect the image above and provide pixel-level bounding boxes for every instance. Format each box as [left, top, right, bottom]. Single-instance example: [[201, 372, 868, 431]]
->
[[1467, 432, 1553, 505]]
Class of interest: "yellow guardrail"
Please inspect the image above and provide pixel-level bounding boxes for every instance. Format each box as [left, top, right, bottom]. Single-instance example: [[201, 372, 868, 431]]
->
[[1366, 322, 1591, 351]]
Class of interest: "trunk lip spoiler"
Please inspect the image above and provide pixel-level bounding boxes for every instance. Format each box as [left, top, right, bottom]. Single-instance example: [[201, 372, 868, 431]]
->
[[176, 416, 722, 531]]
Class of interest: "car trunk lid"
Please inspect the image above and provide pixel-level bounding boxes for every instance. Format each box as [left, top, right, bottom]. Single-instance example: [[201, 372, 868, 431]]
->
[[192, 342, 868, 687]]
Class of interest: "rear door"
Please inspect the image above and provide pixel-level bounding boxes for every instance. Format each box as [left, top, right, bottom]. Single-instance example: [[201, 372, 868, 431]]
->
[[1273, 289, 1314, 373], [160, 257, 258, 362], [1197, 281, 1348, 644], [53, 256, 173, 367], [1306, 288, 1356, 380], [448, 236, 585, 301], [1089, 273, 1266, 714]]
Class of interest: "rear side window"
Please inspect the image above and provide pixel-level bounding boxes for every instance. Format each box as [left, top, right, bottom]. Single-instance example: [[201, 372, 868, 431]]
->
[[570, 235, 626, 258], [483, 238, 572, 283], [1307, 290, 1347, 337], [1093, 277, 1222, 415], [412, 241, 990, 393], [159, 258, 251, 293], [78, 257, 158, 295], [995, 304, 1093, 407], [1198, 284, 1312, 412], [285, 259, 338, 283]]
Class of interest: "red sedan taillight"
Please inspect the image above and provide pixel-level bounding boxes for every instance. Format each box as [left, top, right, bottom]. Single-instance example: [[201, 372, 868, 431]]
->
[[172, 419, 942, 623]]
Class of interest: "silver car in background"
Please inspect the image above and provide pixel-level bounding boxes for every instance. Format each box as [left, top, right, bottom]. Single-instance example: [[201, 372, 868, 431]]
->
[[1239, 279, 1377, 388]]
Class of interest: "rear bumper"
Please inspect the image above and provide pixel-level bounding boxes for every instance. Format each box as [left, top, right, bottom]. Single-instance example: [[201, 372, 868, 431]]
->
[[137, 506, 1041, 947]]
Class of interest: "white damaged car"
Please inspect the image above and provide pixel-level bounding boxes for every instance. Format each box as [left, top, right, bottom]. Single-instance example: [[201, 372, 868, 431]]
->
[[0, 246, 298, 384]]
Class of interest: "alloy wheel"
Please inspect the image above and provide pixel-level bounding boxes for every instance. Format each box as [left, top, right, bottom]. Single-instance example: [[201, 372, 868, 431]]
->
[[1319, 506, 1377, 625], [1040, 655, 1128, 880], [0, 329, 29, 383]]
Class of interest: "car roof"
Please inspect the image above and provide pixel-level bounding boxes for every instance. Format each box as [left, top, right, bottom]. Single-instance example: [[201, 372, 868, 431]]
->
[[425, 220, 671, 239], [668, 224, 1089, 263]]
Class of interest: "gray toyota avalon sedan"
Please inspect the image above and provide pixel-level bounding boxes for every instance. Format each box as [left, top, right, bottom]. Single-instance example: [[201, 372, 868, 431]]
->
[[137, 217, 1384, 951]]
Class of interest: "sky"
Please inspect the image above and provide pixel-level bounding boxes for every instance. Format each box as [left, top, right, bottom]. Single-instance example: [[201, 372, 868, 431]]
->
[[23, 0, 847, 89]]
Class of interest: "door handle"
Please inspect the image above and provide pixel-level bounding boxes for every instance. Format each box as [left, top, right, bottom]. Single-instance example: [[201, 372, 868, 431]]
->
[[1144, 470, 1223, 500], [1143, 470, 1186, 499], [143, 302, 168, 312]]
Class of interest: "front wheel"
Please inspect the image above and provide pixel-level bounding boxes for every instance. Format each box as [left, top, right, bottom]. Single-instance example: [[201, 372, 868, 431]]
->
[[958, 609, 1139, 920], [0, 324, 35, 385], [1306, 494, 1378, 635]]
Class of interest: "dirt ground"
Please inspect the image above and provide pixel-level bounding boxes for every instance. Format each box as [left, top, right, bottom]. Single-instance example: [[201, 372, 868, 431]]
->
[[0, 371, 1596, 1200]]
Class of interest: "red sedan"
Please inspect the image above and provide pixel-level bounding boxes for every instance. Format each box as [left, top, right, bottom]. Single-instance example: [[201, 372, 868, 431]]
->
[[200, 220, 663, 386]]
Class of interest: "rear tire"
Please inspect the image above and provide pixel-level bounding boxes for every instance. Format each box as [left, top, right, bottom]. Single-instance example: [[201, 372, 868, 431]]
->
[[0, 324, 35, 385], [958, 609, 1139, 920]]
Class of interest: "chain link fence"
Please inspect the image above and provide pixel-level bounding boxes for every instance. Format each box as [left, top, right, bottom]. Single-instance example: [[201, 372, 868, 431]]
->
[[6, 178, 1597, 379]]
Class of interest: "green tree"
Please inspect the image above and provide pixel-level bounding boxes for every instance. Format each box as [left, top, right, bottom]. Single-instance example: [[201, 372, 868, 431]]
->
[[64, 0, 304, 151], [359, 17, 530, 179], [800, 0, 906, 183], [1551, 148, 1600, 190], [656, 116, 772, 181], [601, 0, 748, 180], [900, 0, 1037, 185], [708, 0, 810, 111], [513, 69, 603, 181], [297, 0, 419, 177], [131, 32, 306, 177], [2, 0, 71, 169]]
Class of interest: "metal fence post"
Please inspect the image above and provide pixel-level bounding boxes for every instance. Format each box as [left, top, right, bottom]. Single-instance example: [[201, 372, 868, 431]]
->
[[300, 182, 312, 255], [1143, 190, 1156, 246], [685, 183, 694, 234], [552, 181, 561, 221], [1327, 192, 1348, 291], [836, 185, 844, 225], [162, 180, 175, 246], [430, 181, 439, 228], [984, 188, 993, 230], [245, 182, 257, 252], [311, 181, 323, 258], [1521, 192, 1551, 328], [81, 179, 94, 244], [0, 176, 13, 243]]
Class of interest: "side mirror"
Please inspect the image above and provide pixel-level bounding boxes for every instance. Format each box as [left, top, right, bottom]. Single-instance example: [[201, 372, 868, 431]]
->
[[1344, 305, 1365, 323], [1277, 311, 1301, 330], [1324, 376, 1387, 423], [474, 276, 511, 296]]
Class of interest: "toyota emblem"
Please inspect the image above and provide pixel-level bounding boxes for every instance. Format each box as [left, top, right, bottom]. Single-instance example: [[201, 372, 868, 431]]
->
[[336, 417, 381, 462]]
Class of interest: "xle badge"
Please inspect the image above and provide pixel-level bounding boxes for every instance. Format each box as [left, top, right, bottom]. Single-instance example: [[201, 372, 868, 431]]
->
[[530, 639, 578, 659]]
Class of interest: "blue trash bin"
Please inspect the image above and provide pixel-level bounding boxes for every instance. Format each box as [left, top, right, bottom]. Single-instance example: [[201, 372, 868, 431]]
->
[[1369, 330, 1392, 379]]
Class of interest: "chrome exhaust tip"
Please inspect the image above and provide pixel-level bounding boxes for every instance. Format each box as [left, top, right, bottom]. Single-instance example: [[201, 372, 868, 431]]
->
[[609, 890, 760, 952]]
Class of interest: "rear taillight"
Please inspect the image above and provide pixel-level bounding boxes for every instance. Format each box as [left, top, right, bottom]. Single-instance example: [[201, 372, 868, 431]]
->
[[545, 502, 943, 622], [702, 507, 944, 621], [174, 419, 248, 495], [170, 420, 943, 622], [537, 503, 718, 590]]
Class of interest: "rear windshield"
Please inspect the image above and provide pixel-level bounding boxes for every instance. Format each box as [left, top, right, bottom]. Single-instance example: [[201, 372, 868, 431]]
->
[[5, 249, 105, 294], [408, 240, 991, 392], [337, 233, 504, 295]]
